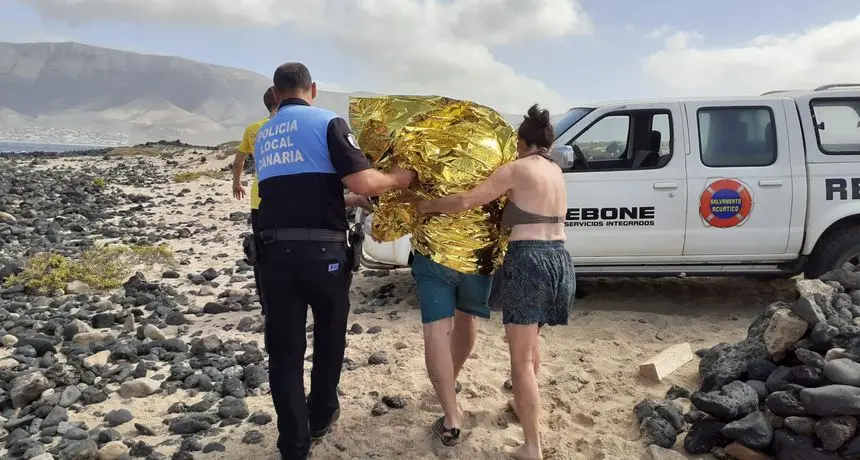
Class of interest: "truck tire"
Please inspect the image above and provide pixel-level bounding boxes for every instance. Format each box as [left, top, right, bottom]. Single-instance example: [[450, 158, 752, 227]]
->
[[805, 226, 860, 279]]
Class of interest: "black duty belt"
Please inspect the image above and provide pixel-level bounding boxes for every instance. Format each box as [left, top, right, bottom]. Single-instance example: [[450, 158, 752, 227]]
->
[[258, 228, 347, 243]]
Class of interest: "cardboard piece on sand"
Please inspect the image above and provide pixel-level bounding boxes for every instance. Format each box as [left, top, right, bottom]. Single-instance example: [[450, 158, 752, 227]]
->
[[639, 343, 695, 381]]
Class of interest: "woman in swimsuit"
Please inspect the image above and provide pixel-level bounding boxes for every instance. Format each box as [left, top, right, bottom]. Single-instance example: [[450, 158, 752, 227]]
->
[[415, 104, 576, 460]]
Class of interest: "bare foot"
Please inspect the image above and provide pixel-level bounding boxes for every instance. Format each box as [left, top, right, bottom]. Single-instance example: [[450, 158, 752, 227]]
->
[[507, 444, 542, 460]]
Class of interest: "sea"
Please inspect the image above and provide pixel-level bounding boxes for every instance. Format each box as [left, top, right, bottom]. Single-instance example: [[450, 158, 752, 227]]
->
[[0, 141, 114, 154]]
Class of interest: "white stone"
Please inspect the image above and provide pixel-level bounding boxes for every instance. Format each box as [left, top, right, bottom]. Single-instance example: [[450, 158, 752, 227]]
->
[[119, 378, 161, 398], [143, 324, 167, 341], [197, 286, 217, 296], [826, 348, 854, 361], [97, 441, 129, 460], [73, 332, 114, 346], [0, 211, 16, 223], [796, 279, 836, 306], [83, 350, 111, 369], [221, 288, 249, 298], [764, 309, 809, 357], [1, 334, 18, 347]]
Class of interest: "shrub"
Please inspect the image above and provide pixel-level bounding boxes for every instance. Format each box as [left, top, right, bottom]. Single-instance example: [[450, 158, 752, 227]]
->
[[74, 246, 132, 290], [3, 244, 176, 294], [172, 170, 225, 183], [103, 147, 167, 158], [3, 253, 76, 294], [129, 243, 175, 266]]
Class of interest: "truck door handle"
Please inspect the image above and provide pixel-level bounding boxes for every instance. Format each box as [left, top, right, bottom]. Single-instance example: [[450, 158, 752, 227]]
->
[[758, 179, 783, 187], [653, 182, 678, 190]]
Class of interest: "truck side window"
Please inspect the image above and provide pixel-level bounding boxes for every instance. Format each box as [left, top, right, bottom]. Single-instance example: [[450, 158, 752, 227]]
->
[[811, 98, 860, 154], [698, 107, 776, 167], [573, 115, 630, 161], [566, 109, 673, 172]]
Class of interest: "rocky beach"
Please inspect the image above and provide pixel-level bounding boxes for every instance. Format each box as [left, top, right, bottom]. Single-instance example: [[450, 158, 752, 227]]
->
[[0, 143, 806, 460], [635, 270, 860, 459]]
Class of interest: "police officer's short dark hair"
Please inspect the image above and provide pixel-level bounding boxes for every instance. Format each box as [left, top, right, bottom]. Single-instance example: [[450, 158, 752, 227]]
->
[[263, 86, 277, 111], [273, 63, 313, 93]]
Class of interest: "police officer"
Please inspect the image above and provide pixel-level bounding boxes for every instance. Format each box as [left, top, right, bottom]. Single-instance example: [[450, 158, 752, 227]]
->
[[253, 62, 414, 460]]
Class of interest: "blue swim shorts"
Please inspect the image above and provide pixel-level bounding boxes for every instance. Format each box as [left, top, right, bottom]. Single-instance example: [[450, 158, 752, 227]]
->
[[411, 253, 493, 324]]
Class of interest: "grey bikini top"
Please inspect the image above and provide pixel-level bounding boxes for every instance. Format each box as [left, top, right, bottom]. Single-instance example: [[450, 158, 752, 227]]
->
[[499, 148, 565, 228], [500, 201, 564, 228]]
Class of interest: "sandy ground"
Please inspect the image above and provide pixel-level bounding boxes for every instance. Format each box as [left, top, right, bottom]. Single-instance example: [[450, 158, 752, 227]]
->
[[15, 152, 800, 459]]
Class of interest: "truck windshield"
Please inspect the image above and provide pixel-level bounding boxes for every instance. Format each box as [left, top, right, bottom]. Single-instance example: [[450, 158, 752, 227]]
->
[[553, 107, 594, 140]]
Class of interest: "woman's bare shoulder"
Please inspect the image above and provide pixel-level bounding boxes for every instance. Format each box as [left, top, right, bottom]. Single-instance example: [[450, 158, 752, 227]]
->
[[496, 157, 526, 176], [505, 157, 538, 171]]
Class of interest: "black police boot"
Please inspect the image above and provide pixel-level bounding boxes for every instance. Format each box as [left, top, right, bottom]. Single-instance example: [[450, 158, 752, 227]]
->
[[310, 407, 340, 439]]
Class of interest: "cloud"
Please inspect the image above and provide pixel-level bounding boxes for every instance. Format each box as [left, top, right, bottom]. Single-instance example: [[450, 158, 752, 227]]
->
[[645, 25, 673, 40], [644, 15, 860, 96], [315, 81, 351, 94], [451, 0, 592, 44], [18, 0, 593, 113], [0, 23, 69, 43]]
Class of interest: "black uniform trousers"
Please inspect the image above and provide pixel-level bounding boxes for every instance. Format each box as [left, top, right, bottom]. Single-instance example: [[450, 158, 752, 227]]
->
[[250, 209, 266, 316], [258, 239, 352, 459]]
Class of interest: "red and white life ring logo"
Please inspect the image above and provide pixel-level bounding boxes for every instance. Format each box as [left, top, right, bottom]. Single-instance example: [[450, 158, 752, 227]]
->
[[699, 178, 753, 228]]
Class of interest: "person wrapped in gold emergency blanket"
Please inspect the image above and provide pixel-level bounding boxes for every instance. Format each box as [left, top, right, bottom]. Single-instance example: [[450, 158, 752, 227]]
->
[[349, 94, 516, 448]]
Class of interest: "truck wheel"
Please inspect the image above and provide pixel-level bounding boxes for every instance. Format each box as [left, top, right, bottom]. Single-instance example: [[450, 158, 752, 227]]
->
[[805, 226, 860, 279]]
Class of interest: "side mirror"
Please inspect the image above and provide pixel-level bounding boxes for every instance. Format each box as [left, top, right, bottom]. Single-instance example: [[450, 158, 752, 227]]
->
[[548, 145, 575, 169]]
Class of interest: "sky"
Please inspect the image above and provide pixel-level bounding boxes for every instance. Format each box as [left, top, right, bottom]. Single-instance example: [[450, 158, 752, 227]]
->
[[1, 0, 859, 114]]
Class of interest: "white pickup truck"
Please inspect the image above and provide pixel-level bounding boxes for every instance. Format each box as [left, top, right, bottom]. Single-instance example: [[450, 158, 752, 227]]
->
[[353, 84, 860, 280]]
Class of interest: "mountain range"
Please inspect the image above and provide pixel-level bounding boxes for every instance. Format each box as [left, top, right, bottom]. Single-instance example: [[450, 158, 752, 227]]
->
[[0, 42, 534, 146]]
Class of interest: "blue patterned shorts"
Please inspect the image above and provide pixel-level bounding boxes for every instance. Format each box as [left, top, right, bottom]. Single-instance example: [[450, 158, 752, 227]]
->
[[492, 240, 575, 326]]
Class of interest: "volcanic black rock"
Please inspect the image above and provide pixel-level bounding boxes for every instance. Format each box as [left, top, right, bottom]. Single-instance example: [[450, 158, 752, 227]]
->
[[691, 381, 759, 421], [684, 420, 730, 455]]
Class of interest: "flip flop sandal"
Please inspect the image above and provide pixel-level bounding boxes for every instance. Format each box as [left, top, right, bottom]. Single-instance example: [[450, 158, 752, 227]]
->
[[431, 416, 462, 446]]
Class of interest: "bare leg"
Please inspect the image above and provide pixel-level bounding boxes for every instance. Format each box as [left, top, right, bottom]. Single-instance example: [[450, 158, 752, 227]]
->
[[506, 323, 542, 460], [450, 310, 477, 381], [423, 317, 462, 432], [507, 339, 539, 419], [507, 334, 540, 411]]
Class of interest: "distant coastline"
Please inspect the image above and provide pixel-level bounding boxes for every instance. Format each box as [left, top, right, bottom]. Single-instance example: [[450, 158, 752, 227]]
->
[[0, 141, 116, 154], [0, 139, 223, 159]]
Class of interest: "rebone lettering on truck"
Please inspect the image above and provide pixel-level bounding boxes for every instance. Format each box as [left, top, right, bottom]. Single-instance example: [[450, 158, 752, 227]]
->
[[565, 207, 655, 227], [824, 178, 860, 201]]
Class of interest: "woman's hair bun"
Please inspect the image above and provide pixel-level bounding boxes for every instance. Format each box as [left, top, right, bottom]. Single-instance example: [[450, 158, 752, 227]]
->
[[526, 103, 551, 127]]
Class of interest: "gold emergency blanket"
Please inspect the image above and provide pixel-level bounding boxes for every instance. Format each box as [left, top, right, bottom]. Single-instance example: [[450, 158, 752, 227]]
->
[[348, 95, 517, 275]]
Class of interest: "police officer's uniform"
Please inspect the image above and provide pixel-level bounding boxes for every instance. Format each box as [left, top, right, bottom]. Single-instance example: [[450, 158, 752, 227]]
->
[[253, 97, 371, 459]]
